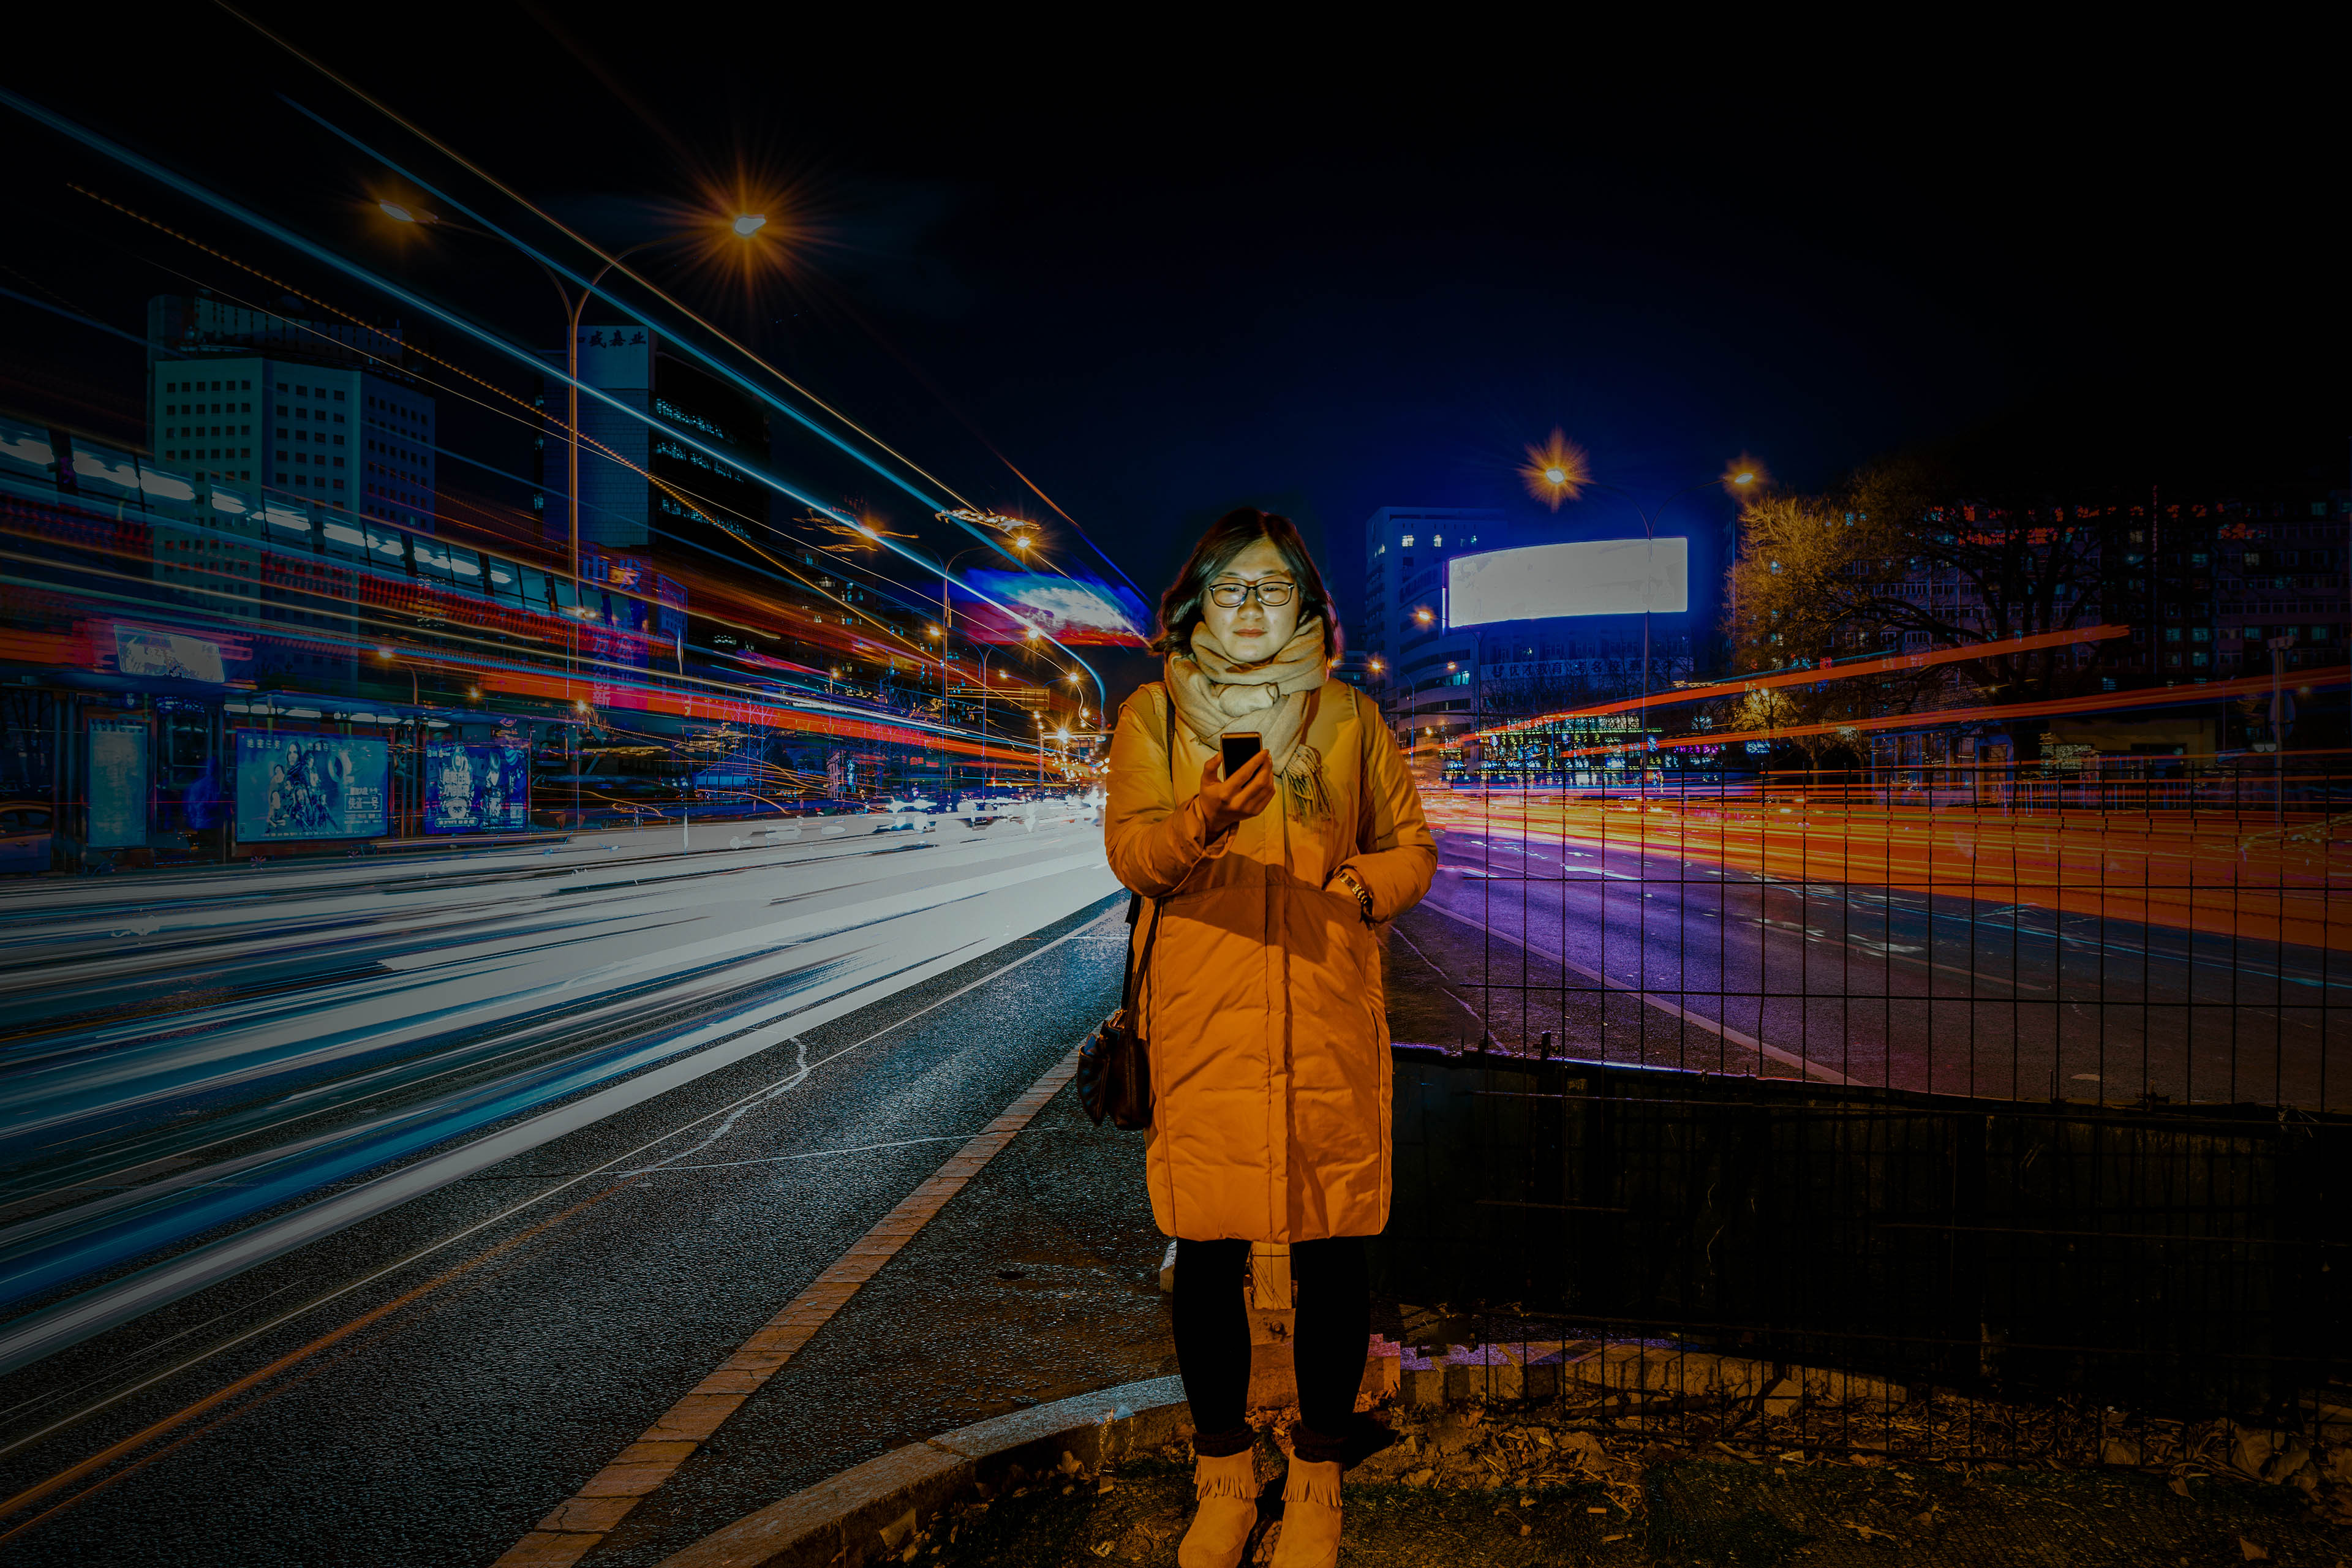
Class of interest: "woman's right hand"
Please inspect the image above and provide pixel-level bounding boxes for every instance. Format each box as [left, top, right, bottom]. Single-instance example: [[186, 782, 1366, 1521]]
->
[[1197, 749, 1275, 835]]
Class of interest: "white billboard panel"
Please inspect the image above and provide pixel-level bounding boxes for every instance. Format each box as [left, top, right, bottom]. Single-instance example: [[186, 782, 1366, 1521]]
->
[[1447, 537, 1687, 627]]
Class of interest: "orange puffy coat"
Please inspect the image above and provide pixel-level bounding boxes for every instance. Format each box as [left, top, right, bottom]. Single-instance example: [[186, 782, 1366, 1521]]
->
[[1104, 680, 1437, 1243]]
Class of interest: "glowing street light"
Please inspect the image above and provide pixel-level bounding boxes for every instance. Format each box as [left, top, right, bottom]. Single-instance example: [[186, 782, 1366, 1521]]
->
[[733, 213, 768, 237], [935, 509, 1039, 553], [378, 201, 419, 224], [1520, 429, 1591, 511], [1414, 608, 1434, 625]]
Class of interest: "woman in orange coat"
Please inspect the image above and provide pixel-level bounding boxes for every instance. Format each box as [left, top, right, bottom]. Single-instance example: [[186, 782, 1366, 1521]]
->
[[1105, 508, 1436, 1568]]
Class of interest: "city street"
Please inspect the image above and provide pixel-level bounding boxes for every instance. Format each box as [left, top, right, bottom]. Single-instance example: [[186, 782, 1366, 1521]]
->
[[0, 809, 1117, 1362], [1418, 809, 2350, 1109], [0, 812, 1140, 1562], [0, 802, 2345, 1561]]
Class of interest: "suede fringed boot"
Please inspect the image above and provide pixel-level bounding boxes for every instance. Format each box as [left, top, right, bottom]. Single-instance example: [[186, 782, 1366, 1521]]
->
[[1178, 1447, 1259, 1568], [1270, 1456, 1343, 1567]]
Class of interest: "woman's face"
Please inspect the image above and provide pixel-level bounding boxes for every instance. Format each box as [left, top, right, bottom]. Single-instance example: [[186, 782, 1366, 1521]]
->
[[1200, 537, 1301, 658]]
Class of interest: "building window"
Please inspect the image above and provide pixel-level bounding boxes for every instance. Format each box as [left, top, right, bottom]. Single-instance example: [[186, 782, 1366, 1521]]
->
[[1401, 535, 1415, 548]]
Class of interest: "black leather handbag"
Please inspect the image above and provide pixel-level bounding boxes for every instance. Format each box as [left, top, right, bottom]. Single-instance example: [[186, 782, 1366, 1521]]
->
[[1078, 690, 1174, 1131]]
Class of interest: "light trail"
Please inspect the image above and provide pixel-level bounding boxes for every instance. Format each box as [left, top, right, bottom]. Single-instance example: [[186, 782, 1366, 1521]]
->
[[1419, 783, 2352, 952], [1474, 624, 2133, 738], [6, 90, 1117, 710], [0, 816, 1118, 1373]]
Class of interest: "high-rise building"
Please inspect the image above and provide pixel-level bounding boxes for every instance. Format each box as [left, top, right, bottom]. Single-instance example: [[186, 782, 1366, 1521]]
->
[[534, 324, 770, 559], [145, 293, 435, 532], [1359, 506, 1505, 742]]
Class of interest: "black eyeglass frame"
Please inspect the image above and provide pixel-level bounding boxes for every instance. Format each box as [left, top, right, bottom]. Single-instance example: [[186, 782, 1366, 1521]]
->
[[1206, 580, 1297, 608]]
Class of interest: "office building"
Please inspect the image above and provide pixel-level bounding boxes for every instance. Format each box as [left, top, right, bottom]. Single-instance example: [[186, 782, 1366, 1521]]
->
[[1357, 507, 1504, 744], [534, 324, 770, 559], [146, 293, 436, 532]]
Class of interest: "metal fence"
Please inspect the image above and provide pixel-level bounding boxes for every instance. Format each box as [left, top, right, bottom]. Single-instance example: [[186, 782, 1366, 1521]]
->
[[1374, 747, 2351, 1458]]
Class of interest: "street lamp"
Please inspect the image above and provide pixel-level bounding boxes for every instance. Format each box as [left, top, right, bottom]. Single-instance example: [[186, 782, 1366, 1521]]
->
[[1518, 447, 1762, 747], [561, 224, 764, 594], [375, 202, 769, 705]]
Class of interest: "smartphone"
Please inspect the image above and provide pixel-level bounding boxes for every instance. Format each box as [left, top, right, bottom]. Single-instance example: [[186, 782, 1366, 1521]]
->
[[1219, 731, 1263, 777]]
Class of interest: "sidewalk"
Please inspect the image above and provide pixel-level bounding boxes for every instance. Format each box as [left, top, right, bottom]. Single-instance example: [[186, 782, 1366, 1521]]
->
[[576, 1049, 1175, 1567]]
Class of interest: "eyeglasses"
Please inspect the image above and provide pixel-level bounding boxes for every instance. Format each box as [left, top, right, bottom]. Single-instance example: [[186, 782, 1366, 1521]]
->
[[1207, 580, 1297, 608]]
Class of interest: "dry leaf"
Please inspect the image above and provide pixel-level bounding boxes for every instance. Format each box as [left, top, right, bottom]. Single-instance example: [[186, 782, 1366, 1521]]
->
[[2169, 1476, 2193, 1499], [2238, 1539, 2267, 1561]]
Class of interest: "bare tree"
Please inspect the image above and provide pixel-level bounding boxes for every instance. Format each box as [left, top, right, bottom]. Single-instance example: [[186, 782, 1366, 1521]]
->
[[1727, 459, 2119, 760]]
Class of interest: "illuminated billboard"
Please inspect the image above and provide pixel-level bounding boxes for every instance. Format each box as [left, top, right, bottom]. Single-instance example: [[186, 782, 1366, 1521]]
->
[[113, 626, 227, 684], [424, 742, 529, 834], [235, 731, 390, 841], [948, 570, 1150, 646], [1447, 538, 1688, 628]]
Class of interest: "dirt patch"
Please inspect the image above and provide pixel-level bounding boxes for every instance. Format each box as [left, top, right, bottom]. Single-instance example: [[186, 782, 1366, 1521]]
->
[[924, 1399, 2351, 1567]]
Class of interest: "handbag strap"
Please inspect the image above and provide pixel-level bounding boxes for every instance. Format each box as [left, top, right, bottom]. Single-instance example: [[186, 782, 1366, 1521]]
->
[[1118, 685, 1179, 1017]]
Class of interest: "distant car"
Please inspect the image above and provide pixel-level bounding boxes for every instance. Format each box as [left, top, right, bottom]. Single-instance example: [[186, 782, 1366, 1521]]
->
[[0, 801, 55, 875]]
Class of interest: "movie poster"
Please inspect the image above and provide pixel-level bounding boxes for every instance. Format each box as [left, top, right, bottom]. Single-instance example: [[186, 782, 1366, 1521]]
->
[[423, 742, 529, 834], [87, 720, 149, 850], [235, 731, 389, 841]]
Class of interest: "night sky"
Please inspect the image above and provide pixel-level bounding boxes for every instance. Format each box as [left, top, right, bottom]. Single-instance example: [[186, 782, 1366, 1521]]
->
[[6, 15, 2342, 684]]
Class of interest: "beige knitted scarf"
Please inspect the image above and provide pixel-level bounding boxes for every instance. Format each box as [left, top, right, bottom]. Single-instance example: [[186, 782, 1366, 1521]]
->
[[1165, 617, 1332, 820]]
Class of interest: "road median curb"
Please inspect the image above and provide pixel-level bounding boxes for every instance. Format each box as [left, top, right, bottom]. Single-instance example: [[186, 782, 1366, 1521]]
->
[[655, 1374, 1191, 1568]]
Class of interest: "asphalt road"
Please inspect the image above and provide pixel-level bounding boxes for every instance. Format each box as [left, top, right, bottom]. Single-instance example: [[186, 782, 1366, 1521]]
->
[[0, 813, 1134, 1563], [1421, 816, 2348, 1108]]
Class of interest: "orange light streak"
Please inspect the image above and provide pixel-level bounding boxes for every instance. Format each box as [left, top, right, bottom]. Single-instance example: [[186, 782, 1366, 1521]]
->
[[1478, 624, 2133, 739], [1639, 668, 2346, 758]]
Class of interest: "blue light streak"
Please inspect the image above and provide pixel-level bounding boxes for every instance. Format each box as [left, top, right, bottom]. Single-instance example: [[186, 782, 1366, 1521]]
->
[[1, 87, 1109, 708]]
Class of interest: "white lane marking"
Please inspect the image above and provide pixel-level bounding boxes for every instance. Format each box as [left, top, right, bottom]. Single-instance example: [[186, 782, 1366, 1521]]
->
[[618, 1131, 1003, 1174], [0, 873, 1121, 1381]]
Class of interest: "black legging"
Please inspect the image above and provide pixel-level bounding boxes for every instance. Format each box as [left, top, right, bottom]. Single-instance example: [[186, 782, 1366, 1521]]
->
[[1172, 1235, 1369, 1464]]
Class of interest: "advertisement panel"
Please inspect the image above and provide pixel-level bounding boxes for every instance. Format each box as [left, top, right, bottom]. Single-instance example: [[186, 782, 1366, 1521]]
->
[[234, 731, 389, 841], [423, 742, 529, 834], [1447, 537, 1688, 628], [88, 720, 149, 850], [113, 626, 227, 684], [947, 569, 1150, 645]]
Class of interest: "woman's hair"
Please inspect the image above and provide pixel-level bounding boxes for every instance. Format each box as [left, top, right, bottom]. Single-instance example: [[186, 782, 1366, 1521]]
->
[[1151, 508, 1338, 658]]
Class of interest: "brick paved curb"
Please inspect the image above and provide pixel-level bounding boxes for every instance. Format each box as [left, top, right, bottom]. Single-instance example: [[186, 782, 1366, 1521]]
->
[[655, 1374, 1193, 1568]]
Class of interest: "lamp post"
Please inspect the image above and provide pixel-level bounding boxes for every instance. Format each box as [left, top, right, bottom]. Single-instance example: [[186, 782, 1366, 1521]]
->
[[374, 203, 769, 704], [946, 647, 999, 790], [1525, 460, 1761, 759]]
